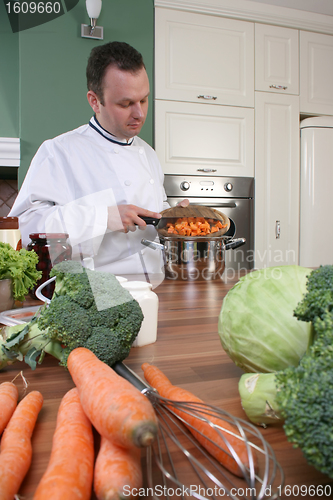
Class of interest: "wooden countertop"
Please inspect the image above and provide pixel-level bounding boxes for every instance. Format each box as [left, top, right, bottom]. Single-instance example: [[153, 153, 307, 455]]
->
[[1, 276, 332, 500]]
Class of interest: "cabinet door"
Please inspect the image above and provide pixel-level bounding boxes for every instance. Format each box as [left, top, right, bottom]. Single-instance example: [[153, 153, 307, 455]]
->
[[255, 23, 299, 95], [300, 31, 333, 115], [155, 100, 254, 177], [254, 92, 300, 268], [155, 8, 254, 108]]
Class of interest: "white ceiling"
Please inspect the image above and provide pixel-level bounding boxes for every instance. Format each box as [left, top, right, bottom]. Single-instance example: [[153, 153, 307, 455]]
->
[[244, 0, 333, 16]]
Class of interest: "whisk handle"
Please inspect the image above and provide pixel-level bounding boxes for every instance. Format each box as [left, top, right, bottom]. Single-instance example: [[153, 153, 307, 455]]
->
[[113, 361, 151, 393]]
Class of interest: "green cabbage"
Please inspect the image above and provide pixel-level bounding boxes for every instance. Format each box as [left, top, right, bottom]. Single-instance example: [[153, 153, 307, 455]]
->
[[218, 266, 313, 373]]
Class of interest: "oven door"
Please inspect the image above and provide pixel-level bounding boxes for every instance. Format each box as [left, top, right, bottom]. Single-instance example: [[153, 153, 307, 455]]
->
[[167, 197, 254, 272]]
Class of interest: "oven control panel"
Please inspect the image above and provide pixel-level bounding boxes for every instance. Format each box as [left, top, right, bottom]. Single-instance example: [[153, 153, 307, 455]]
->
[[164, 175, 254, 199]]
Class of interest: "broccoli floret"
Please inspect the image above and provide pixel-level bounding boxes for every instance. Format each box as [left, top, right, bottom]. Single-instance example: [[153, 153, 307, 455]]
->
[[294, 264, 333, 323], [50, 260, 95, 308], [0, 261, 144, 371], [82, 296, 143, 366], [82, 323, 136, 368], [37, 295, 92, 347]]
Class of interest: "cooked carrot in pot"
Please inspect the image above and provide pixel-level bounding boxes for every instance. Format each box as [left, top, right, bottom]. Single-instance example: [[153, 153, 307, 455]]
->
[[94, 436, 142, 500], [0, 390, 43, 500], [67, 348, 158, 449], [167, 217, 226, 236], [141, 362, 257, 478], [33, 387, 94, 500], [0, 382, 19, 436]]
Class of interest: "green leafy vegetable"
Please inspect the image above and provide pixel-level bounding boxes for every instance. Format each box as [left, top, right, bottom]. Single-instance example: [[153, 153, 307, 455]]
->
[[0, 242, 42, 301], [218, 265, 313, 373]]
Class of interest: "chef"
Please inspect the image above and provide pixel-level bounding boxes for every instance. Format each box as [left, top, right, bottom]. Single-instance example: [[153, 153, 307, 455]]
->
[[10, 41, 187, 279]]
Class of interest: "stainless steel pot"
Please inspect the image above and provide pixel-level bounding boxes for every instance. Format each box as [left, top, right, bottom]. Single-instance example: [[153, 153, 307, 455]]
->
[[142, 236, 246, 281]]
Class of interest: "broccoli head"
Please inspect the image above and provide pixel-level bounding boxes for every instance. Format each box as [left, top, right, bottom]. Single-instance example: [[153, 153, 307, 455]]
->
[[0, 261, 144, 370], [275, 311, 333, 478]]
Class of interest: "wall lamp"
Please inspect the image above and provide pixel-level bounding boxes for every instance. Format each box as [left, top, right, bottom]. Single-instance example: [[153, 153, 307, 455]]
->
[[81, 0, 103, 40]]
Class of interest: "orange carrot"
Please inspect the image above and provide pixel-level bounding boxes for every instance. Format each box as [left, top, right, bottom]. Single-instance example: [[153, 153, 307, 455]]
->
[[94, 436, 142, 500], [141, 362, 256, 478], [33, 387, 94, 500], [166, 217, 227, 236], [67, 348, 158, 449], [0, 390, 43, 500], [0, 382, 19, 435]]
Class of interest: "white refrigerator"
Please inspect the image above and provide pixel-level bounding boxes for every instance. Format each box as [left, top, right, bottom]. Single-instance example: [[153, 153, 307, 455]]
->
[[300, 116, 333, 267]]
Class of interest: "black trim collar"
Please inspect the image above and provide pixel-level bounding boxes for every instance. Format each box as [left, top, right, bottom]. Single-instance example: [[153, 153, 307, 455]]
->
[[89, 116, 134, 146]]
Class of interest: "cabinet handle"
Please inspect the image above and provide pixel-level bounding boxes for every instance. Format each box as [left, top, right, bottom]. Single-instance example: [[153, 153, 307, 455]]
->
[[197, 168, 217, 173], [269, 85, 287, 90], [275, 220, 281, 239], [197, 95, 217, 100]]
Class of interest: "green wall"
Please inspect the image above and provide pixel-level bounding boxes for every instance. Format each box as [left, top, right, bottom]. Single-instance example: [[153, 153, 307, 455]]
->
[[0, 4, 19, 138], [0, 0, 154, 186]]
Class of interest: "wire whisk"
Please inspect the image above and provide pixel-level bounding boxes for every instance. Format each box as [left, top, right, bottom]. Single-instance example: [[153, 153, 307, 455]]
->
[[113, 362, 284, 500]]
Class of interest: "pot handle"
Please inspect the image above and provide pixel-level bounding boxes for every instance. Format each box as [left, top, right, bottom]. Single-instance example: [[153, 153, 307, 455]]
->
[[138, 217, 160, 226], [225, 237, 246, 250], [35, 276, 56, 304], [141, 238, 164, 250]]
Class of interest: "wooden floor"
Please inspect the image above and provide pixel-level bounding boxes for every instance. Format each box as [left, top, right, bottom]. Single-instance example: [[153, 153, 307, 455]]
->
[[0, 276, 332, 500]]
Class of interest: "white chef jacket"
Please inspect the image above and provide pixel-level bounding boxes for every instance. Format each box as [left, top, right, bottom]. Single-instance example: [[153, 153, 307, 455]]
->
[[10, 116, 169, 278]]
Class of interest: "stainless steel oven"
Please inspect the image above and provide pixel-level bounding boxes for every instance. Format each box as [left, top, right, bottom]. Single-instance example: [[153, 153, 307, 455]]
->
[[164, 175, 254, 273]]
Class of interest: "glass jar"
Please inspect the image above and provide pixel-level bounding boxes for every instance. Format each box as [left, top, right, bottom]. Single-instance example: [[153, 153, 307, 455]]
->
[[27, 233, 72, 299], [0, 216, 22, 250]]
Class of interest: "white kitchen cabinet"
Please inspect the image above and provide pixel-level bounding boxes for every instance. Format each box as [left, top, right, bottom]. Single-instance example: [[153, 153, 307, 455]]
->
[[300, 31, 333, 115], [255, 23, 299, 95], [155, 99, 254, 177], [254, 92, 300, 268], [155, 7, 254, 108]]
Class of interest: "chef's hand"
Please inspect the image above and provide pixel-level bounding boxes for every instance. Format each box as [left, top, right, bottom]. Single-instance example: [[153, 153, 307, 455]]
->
[[177, 199, 190, 207], [107, 204, 162, 233]]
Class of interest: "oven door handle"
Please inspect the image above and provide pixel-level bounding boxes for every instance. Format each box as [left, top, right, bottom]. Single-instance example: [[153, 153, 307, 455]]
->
[[190, 202, 237, 208]]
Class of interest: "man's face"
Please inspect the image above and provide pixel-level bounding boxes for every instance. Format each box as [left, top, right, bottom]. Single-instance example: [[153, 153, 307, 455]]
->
[[87, 65, 150, 140]]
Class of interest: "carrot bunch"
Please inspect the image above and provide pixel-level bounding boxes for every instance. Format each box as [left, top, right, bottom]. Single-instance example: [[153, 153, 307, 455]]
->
[[29, 349, 156, 499], [0, 350, 156, 500], [167, 217, 227, 236], [66, 347, 157, 500]]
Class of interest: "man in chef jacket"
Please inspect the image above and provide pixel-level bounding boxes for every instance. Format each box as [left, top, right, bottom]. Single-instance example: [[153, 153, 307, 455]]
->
[[10, 41, 186, 282]]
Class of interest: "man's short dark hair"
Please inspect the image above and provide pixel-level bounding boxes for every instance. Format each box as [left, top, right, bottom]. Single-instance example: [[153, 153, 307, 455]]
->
[[86, 41, 145, 105]]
